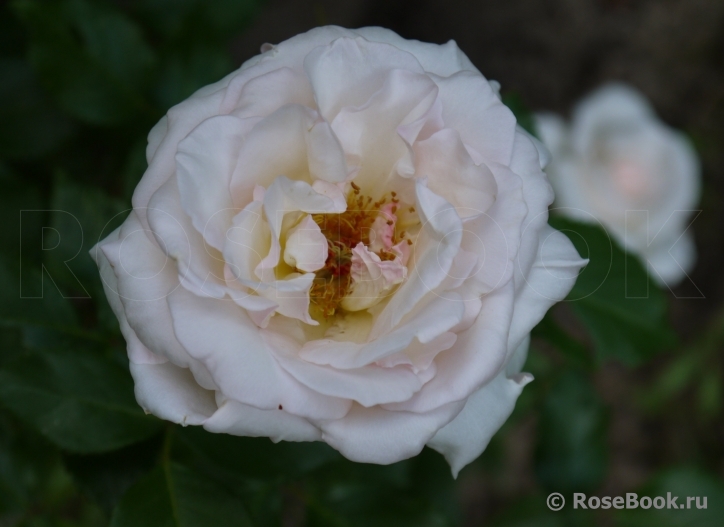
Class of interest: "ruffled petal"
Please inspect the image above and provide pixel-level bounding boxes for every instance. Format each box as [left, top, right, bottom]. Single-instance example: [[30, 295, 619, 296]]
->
[[176, 115, 258, 251], [232, 67, 315, 119], [369, 180, 462, 339], [230, 104, 349, 206], [510, 225, 588, 352], [383, 280, 515, 413], [413, 128, 497, 215], [283, 215, 328, 272], [148, 178, 279, 319], [304, 36, 424, 122], [129, 361, 217, 426], [461, 161, 527, 295], [300, 293, 465, 369], [167, 286, 350, 420], [434, 71, 516, 166], [92, 227, 167, 366], [427, 365, 533, 477], [318, 399, 465, 465], [340, 243, 407, 312], [133, 84, 230, 225], [353, 27, 478, 76], [330, 69, 438, 193], [220, 26, 359, 114], [263, 330, 425, 407], [204, 398, 321, 442], [99, 212, 214, 388]]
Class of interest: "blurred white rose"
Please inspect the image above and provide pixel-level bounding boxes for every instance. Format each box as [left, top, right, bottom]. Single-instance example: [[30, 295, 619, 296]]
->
[[92, 26, 585, 475], [535, 83, 701, 287]]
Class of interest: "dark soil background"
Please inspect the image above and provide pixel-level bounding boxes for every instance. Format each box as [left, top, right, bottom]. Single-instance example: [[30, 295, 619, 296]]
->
[[230, 1, 724, 524]]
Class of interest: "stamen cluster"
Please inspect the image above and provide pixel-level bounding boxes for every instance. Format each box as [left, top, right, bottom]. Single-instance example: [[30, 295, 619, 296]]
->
[[307, 184, 408, 319]]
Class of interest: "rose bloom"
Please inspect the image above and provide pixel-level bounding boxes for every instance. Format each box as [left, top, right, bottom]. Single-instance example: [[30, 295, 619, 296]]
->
[[535, 83, 701, 287], [92, 26, 585, 475]]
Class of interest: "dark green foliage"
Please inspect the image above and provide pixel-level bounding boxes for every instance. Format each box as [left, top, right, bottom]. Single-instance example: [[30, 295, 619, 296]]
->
[[0, 1, 720, 526], [550, 217, 675, 366], [535, 372, 608, 494]]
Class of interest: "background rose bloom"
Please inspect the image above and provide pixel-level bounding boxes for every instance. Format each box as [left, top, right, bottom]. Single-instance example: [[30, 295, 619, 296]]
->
[[535, 83, 701, 288], [92, 26, 585, 475]]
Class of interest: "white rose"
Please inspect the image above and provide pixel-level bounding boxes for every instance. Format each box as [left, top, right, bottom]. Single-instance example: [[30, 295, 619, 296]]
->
[[535, 83, 701, 287], [92, 26, 585, 475]]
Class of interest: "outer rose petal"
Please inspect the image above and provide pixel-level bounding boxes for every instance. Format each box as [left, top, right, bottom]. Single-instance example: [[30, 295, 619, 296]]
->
[[331, 69, 438, 194], [264, 329, 427, 408], [643, 230, 697, 288], [130, 362, 217, 426], [98, 212, 218, 391], [304, 37, 424, 122], [134, 78, 232, 225], [91, 227, 166, 366], [147, 178, 279, 320], [167, 286, 351, 420], [413, 128, 497, 216], [353, 27, 479, 76], [318, 399, 466, 465], [204, 399, 321, 442], [433, 70, 517, 166], [382, 281, 515, 414], [509, 225, 588, 351], [427, 338, 533, 477], [176, 115, 258, 251]]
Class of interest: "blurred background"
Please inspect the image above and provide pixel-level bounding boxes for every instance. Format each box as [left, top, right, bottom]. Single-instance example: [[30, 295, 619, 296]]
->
[[1, 0, 723, 525]]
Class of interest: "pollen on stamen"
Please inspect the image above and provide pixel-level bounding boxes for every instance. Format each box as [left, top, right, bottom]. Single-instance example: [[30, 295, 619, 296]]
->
[[304, 185, 408, 320]]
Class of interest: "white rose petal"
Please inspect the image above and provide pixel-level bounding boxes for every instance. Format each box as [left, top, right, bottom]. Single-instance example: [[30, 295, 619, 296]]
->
[[283, 215, 329, 273], [535, 83, 701, 287], [92, 25, 586, 475]]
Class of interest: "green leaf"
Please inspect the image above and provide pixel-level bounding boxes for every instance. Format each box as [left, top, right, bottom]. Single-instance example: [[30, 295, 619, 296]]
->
[[0, 169, 79, 332], [550, 217, 675, 366], [153, 44, 233, 109], [13, 0, 155, 125], [0, 163, 44, 266], [135, 0, 261, 40], [616, 467, 724, 527], [0, 259, 79, 331], [66, 0, 155, 92], [535, 371, 608, 494], [697, 370, 722, 418], [44, 174, 127, 298], [64, 434, 164, 512], [489, 495, 595, 527], [0, 58, 75, 159], [531, 314, 592, 369], [174, 427, 341, 483], [110, 463, 254, 527], [0, 346, 162, 453], [0, 411, 59, 514], [306, 449, 459, 527]]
